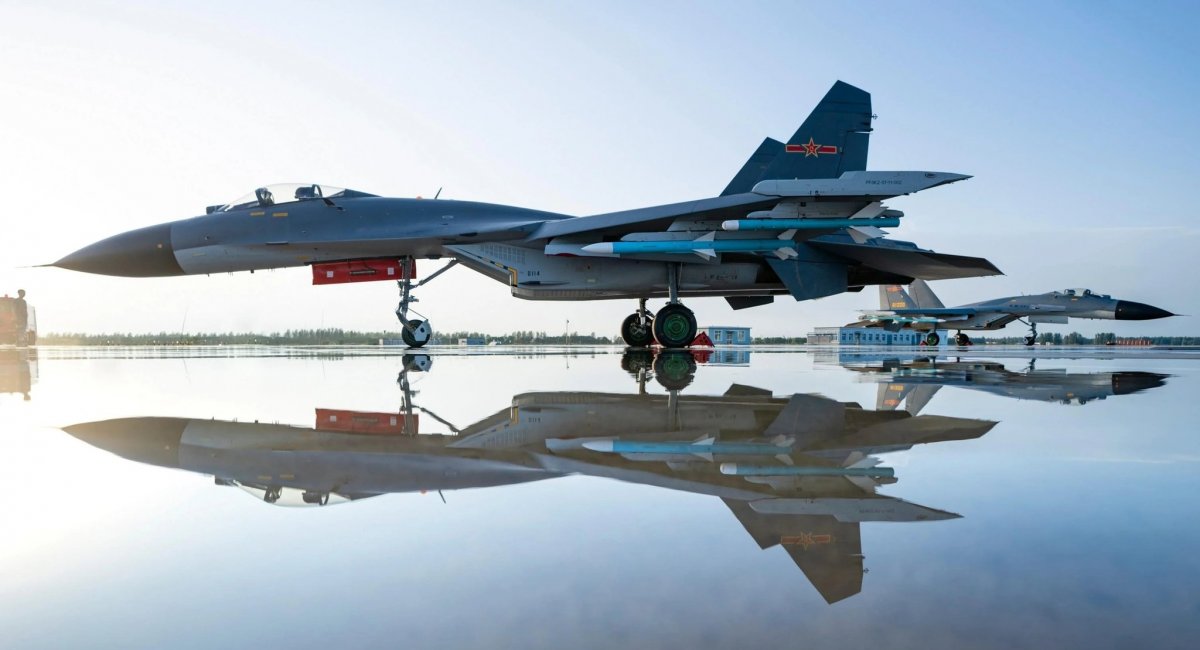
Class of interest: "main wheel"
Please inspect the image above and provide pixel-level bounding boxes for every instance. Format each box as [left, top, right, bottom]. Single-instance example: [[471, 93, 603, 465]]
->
[[620, 313, 655, 347], [1024, 335, 1036, 346], [924, 332, 941, 346], [401, 320, 432, 348], [653, 350, 697, 390], [955, 332, 971, 346], [653, 304, 697, 349]]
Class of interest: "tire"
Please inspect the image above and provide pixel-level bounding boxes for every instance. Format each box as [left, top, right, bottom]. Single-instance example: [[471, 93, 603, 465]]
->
[[654, 351, 697, 391], [621, 348, 655, 374], [620, 313, 655, 347], [653, 304, 697, 349], [401, 320, 431, 348], [1024, 335, 1036, 347], [924, 332, 941, 346], [955, 333, 971, 346]]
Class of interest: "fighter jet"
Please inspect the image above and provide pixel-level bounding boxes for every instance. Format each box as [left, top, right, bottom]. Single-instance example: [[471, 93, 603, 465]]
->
[[50, 81, 999, 348], [832, 356, 1169, 411], [856, 280, 1173, 346], [61, 352, 995, 604]]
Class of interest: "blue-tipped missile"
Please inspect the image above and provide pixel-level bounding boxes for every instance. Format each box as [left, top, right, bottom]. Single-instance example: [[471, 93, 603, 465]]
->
[[580, 232, 798, 260], [721, 217, 900, 231], [720, 463, 895, 478], [582, 439, 792, 456]]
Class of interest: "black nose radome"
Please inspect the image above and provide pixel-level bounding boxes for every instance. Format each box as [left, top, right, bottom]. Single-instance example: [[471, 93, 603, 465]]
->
[[54, 223, 183, 277], [1114, 300, 1174, 321], [1111, 372, 1169, 396], [63, 417, 188, 467]]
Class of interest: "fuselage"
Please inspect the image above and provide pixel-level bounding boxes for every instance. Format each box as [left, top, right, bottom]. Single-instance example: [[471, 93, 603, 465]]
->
[[55, 194, 567, 278]]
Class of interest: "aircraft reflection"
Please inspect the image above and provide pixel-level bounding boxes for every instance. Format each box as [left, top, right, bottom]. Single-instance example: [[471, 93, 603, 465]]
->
[[0, 349, 37, 400], [62, 351, 995, 604], [828, 354, 1169, 412]]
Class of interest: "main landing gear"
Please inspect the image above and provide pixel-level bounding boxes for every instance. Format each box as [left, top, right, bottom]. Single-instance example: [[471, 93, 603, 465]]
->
[[924, 332, 941, 346], [955, 331, 972, 346], [395, 258, 458, 349], [620, 265, 698, 349]]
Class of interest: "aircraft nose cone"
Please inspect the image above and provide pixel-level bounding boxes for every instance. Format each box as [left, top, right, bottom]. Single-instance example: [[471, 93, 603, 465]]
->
[[63, 417, 188, 467], [1114, 300, 1174, 320], [1111, 372, 1169, 395], [54, 223, 183, 277]]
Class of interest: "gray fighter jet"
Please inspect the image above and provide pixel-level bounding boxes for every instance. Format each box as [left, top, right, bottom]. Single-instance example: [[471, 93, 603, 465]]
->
[[857, 280, 1173, 346], [51, 81, 999, 348], [833, 356, 1170, 411], [61, 352, 994, 604]]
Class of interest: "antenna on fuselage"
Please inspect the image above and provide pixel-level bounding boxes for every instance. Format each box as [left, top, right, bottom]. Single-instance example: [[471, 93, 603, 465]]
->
[[433, 187, 443, 199]]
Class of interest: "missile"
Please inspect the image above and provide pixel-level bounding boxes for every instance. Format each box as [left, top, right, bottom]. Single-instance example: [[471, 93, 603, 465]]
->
[[582, 439, 793, 456], [720, 463, 895, 478], [721, 217, 900, 231], [581, 231, 799, 260]]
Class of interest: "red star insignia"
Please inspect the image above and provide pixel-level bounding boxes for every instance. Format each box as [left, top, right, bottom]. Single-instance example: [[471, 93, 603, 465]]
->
[[802, 137, 820, 157]]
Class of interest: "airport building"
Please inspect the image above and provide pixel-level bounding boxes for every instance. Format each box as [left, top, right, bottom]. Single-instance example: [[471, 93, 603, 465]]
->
[[807, 326, 947, 346], [699, 326, 751, 346]]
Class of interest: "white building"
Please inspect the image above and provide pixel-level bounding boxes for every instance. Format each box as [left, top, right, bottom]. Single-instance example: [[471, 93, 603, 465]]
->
[[699, 326, 751, 346], [807, 326, 948, 346]]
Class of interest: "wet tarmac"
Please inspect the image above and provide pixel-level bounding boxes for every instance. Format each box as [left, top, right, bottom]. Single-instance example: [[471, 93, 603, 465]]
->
[[1, 346, 1198, 649]]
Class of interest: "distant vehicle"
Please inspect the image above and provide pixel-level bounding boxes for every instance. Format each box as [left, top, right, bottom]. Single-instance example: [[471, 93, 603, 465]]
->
[[0, 293, 36, 347], [856, 280, 1172, 346]]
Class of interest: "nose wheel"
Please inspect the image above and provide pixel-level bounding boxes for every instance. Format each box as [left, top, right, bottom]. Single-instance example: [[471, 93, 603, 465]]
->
[[621, 298, 655, 347], [1021, 319, 1038, 346], [400, 319, 432, 348], [394, 258, 459, 349]]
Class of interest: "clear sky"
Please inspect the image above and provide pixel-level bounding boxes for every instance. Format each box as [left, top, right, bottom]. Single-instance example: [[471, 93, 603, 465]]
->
[[2, 0, 1197, 337]]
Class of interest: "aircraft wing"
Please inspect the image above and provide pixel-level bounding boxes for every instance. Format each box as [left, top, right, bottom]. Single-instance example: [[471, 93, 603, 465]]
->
[[528, 193, 778, 240]]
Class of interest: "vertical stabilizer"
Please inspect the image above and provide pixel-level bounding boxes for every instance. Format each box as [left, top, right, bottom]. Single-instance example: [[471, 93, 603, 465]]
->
[[909, 279, 945, 309], [880, 284, 917, 310], [721, 81, 872, 195]]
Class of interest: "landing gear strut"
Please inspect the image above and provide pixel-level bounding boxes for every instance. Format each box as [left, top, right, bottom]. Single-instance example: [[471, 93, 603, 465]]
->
[[955, 331, 972, 346], [1022, 320, 1037, 346], [395, 259, 458, 349], [651, 264, 697, 349], [621, 298, 655, 347]]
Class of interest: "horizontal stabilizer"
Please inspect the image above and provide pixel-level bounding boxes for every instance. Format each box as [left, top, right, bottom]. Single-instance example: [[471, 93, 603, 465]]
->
[[812, 240, 1002, 280]]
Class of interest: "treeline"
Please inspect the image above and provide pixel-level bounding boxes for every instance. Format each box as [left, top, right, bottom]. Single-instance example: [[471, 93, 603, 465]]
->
[[39, 328, 621, 346], [971, 332, 1200, 345]]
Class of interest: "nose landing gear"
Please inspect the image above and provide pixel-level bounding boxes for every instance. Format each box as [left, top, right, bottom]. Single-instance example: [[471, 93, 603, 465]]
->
[[1020, 320, 1038, 346], [394, 259, 458, 349], [620, 298, 655, 347]]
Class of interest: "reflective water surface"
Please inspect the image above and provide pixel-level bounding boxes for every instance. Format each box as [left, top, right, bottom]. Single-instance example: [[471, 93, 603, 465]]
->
[[2, 347, 1198, 649]]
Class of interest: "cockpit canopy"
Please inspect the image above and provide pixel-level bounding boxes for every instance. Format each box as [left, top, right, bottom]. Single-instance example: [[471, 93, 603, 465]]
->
[[209, 183, 377, 213], [1059, 288, 1110, 299]]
